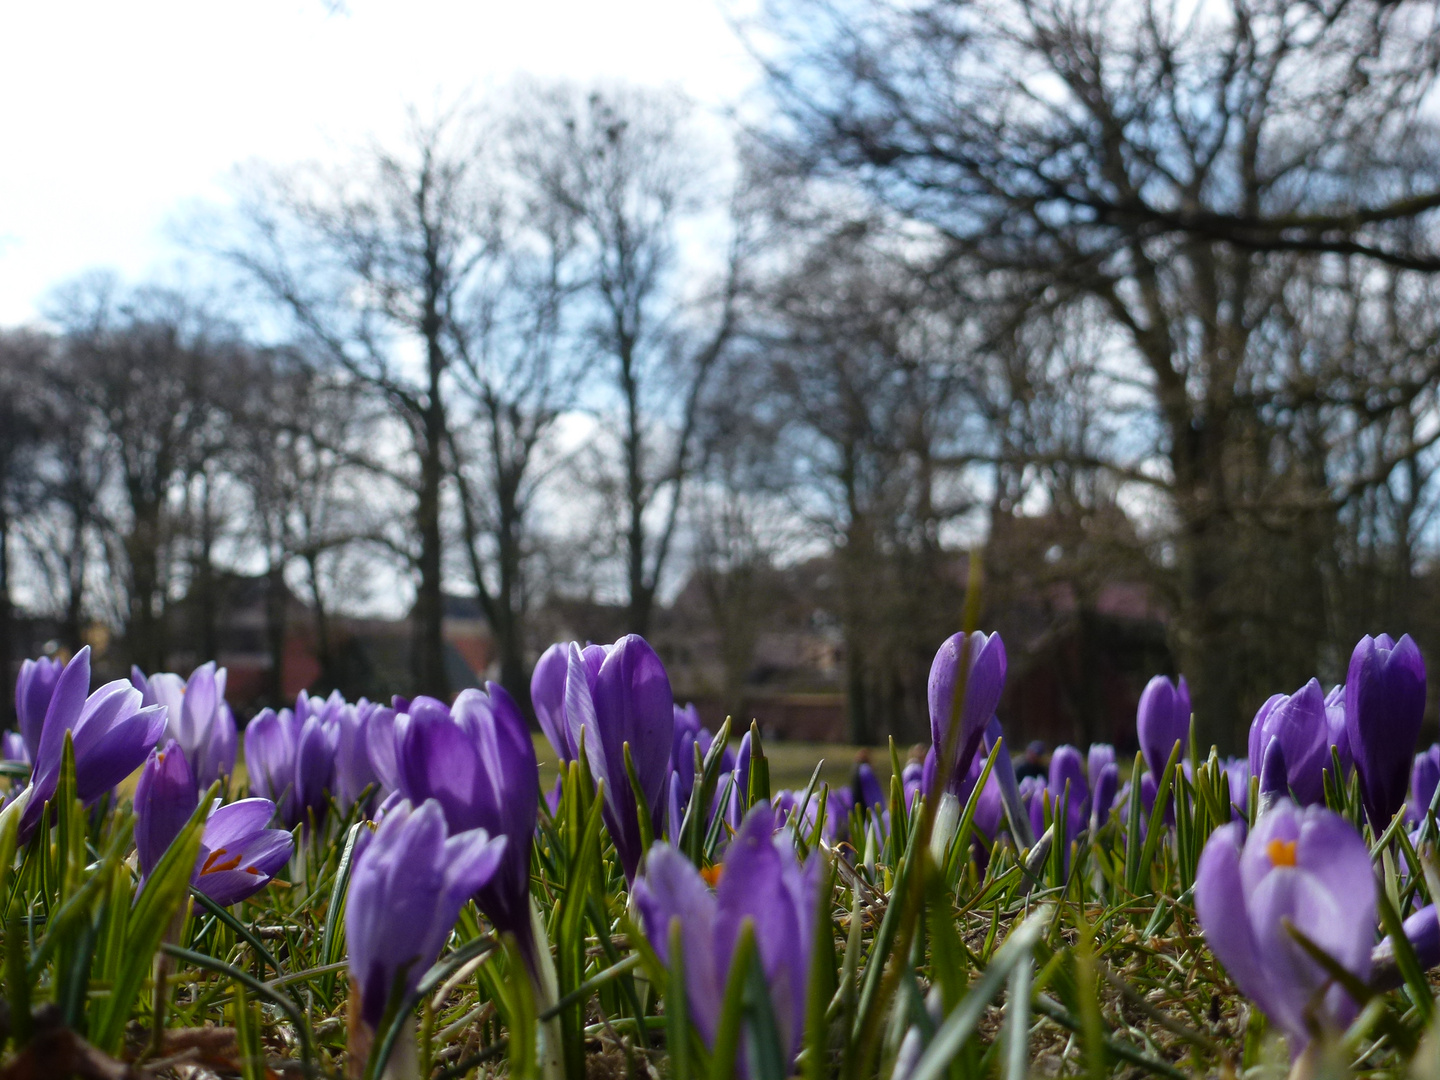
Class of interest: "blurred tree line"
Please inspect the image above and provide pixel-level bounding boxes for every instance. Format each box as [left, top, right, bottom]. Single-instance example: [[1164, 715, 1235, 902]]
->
[[4, 0, 1440, 751]]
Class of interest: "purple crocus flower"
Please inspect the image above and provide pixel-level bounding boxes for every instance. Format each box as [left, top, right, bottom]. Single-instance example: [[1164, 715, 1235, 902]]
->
[[336, 698, 389, 811], [1225, 757, 1251, 816], [3, 730, 28, 765], [531, 642, 576, 764], [1346, 634, 1427, 830], [1195, 799, 1375, 1052], [854, 761, 885, 814], [1411, 746, 1440, 825], [1048, 745, 1090, 836], [133, 663, 238, 789], [1375, 904, 1440, 972], [293, 694, 340, 827], [1136, 674, 1190, 777], [134, 739, 293, 905], [558, 635, 675, 882], [20, 648, 167, 841], [16, 656, 63, 761], [244, 707, 297, 822], [391, 685, 539, 961], [1324, 685, 1351, 775], [1086, 744, 1115, 785], [634, 806, 820, 1071], [927, 631, 1007, 797], [134, 740, 199, 880], [346, 798, 507, 1030], [901, 760, 923, 810], [775, 787, 851, 845], [193, 799, 295, 906], [1090, 762, 1119, 832], [1247, 680, 1332, 806]]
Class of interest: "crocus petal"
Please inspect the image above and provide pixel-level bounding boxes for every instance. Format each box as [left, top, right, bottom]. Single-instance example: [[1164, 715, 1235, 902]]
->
[[531, 643, 574, 762], [1196, 822, 1281, 1026]]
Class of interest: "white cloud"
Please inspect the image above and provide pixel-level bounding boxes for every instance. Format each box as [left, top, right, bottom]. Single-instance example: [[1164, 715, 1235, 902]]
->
[[0, 0, 755, 323]]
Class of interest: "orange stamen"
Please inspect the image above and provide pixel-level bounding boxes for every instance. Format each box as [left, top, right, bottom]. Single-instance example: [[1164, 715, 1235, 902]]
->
[[200, 848, 243, 875], [1266, 839, 1298, 867], [701, 864, 723, 887]]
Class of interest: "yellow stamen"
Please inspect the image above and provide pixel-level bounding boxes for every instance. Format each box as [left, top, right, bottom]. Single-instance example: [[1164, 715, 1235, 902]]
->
[[1267, 839, 1298, 867]]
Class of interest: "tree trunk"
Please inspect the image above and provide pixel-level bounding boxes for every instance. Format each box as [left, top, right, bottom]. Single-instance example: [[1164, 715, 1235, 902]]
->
[[265, 558, 288, 705]]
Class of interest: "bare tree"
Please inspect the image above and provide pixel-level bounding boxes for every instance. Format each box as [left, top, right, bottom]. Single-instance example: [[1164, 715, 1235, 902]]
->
[[513, 84, 746, 636], [0, 331, 51, 718], [753, 0, 1440, 744], [228, 109, 499, 697], [49, 278, 236, 673]]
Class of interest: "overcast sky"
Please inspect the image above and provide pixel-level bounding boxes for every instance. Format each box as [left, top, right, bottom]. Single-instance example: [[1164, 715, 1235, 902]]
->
[[0, 0, 756, 325]]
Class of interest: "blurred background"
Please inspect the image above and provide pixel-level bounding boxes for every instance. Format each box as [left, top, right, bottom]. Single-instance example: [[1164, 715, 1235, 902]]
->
[[3, 0, 1440, 757]]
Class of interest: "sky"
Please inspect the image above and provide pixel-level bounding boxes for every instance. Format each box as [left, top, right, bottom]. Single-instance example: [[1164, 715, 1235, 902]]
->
[[0, 0, 757, 325]]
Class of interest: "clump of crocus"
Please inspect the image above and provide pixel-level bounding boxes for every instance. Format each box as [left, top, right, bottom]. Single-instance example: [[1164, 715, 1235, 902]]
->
[[927, 631, 1007, 797], [633, 805, 820, 1072], [1247, 679, 1335, 806], [536, 635, 675, 882], [1195, 799, 1375, 1053], [243, 692, 341, 829], [134, 740, 294, 905], [133, 662, 238, 790], [346, 799, 506, 1033], [19, 647, 167, 841], [1346, 634, 1427, 830], [389, 685, 539, 966]]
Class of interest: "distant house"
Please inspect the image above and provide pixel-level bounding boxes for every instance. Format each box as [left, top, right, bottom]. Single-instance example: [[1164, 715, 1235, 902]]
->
[[166, 575, 496, 715]]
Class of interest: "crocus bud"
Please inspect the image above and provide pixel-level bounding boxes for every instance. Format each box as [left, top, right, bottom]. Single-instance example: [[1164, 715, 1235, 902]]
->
[[293, 698, 340, 828], [2, 732, 27, 763], [1090, 762, 1119, 833], [1087, 744, 1115, 784], [134, 741, 200, 880], [336, 699, 386, 811], [1411, 746, 1440, 825], [1195, 800, 1374, 1052], [634, 805, 820, 1068], [1048, 744, 1089, 841], [927, 631, 1007, 797], [1374, 903, 1440, 975], [1136, 674, 1189, 777], [854, 762, 885, 814], [1346, 634, 1427, 830], [1248, 680, 1331, 806], [393, 684, 539, 962], [561, 635, 675, 882], [1225, 758, 1251, 816], [1324, 685, 1351, 774], [902, 760, 923, 810], [15, 656, 62, 761], [244, 708, 296, 823], [346, 799, 506, 1030]]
